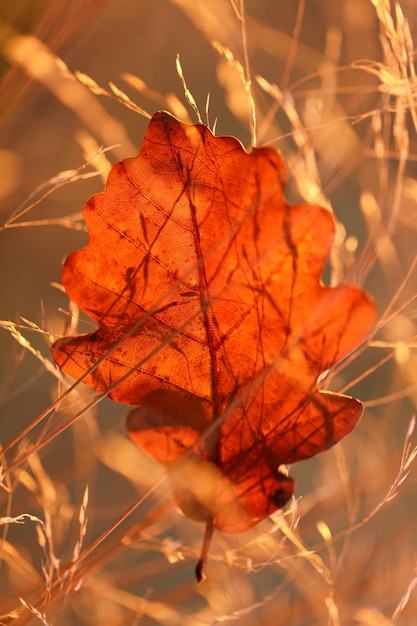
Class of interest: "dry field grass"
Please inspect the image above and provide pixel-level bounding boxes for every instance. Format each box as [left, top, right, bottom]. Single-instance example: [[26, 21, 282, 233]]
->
[[0, 1, 417, 624]]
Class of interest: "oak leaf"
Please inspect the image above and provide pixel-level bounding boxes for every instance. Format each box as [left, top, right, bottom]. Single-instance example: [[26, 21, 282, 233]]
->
[[52, 111, 375, 579]]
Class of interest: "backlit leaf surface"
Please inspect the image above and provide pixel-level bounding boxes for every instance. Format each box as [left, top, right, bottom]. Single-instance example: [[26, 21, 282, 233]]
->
[[52, 111, 375, 577]]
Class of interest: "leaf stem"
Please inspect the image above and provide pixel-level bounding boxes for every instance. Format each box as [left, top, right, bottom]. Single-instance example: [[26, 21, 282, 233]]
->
[[195, 517, 214, 582]]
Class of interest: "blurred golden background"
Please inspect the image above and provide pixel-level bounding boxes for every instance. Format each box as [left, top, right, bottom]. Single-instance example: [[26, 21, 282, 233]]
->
[[1, 1, 417, 624]]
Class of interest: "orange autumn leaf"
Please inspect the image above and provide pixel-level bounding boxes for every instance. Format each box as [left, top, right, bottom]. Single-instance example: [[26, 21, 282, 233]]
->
[[52, 110, 375, 579]]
